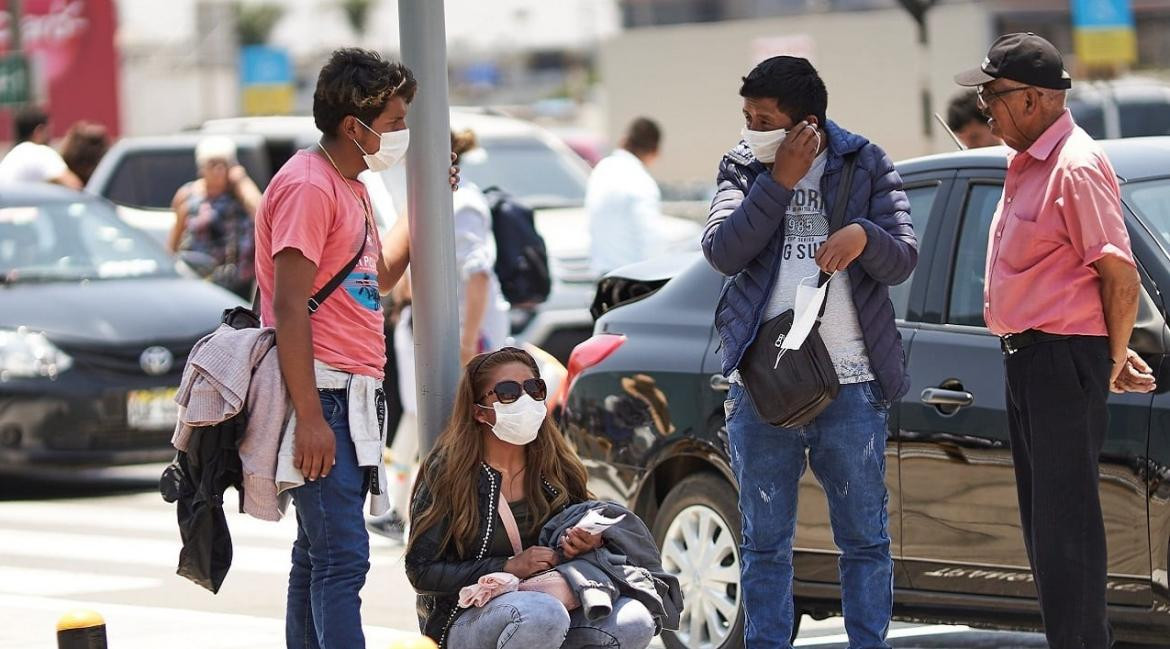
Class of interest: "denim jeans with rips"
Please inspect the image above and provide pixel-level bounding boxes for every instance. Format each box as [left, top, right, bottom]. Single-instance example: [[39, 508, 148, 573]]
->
[[286, 390, 371, 649], [726, 380, 893, 649]]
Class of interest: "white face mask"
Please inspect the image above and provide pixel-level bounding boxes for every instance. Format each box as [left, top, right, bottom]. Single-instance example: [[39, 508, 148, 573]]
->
[[740, 125, 821, 163], [354, 119, 409, 172], [741, 126, 787, 163], [486, 393, 547, 446]]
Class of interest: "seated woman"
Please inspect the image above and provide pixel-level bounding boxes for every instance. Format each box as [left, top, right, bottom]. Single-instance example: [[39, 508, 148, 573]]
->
[[405, 347, 657, 649]]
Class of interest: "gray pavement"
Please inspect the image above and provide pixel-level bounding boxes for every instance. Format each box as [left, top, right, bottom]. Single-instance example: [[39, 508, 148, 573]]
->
[[0, 467, 1063, 649]]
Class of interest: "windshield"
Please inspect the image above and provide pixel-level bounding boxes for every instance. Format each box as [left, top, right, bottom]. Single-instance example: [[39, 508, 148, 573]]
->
[[1125, 178, 1170, 254], [0, 199, 176, 283], [461, 137, 588, 208]]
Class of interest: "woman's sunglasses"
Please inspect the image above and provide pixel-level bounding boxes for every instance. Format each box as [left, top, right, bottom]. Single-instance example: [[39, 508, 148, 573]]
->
[[481, 378, 547, 404]]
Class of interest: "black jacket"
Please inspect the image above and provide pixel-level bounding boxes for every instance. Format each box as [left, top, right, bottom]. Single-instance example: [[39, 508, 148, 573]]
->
[[541, 501, 683, 632], [159, 412, 245, 593], [404, 462, 569, 646]]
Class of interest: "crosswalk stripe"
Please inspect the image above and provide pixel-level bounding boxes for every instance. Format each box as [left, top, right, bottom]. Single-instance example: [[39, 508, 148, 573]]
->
[[0, 497, 302, 543], [0, 594, 414, 649], [0, 566, 161, 597], [0, 529, 402, 577]]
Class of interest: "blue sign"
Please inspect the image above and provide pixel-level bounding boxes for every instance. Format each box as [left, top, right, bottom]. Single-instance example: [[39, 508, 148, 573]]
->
[[239, 46, 293, 87], [1071, 0, 1135, 29]]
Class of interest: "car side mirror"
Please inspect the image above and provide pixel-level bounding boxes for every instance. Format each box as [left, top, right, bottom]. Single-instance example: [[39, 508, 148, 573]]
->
[[1130, 285, 1168, 356]]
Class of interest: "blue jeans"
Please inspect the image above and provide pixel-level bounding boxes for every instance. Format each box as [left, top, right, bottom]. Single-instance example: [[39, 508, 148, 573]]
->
[[447, 591, 656, 649], [286, 390, 371, 649], [727, 381, 893, 649]]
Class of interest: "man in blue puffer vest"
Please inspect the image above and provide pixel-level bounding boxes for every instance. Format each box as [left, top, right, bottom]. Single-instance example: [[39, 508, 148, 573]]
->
[[701, 56, 917, 649]]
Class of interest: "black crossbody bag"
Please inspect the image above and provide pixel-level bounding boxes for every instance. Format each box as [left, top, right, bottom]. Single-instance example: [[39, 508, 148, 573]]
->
[[222, 217, 370, 330], [740, 152, 857, 428]]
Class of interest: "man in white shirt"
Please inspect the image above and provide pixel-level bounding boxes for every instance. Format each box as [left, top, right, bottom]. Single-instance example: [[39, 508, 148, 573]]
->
[[0, 107, 82, 189], [586, 117, 662, 276]]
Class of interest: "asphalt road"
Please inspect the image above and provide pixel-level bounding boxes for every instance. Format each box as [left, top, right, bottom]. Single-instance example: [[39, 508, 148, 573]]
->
[[0, 467, 1144, 649]]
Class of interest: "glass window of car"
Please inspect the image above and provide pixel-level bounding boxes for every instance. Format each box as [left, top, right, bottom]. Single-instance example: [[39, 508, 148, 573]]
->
[[104, 150, 196, 210], [1119, 100, 1170, 137], [1068, 99, 1107, 139], [459, 137, 588, 208], [103, 147, 269, 210], [0, 199, 175, 282], [947, 183, 1003, 327], [889, 182, 940, 320], [1124, 178, 1170, 253]]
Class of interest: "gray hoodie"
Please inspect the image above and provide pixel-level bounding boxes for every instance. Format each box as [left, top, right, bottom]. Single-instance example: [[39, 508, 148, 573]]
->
[[540, 501, 683, 632]]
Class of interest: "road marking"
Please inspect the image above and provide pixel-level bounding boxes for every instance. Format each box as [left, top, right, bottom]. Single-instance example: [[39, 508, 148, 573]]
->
[[0, 566, 161, 596], [0, 594, 416, 649], [0, 529, 402, 576], [794, 624, 974, 646]]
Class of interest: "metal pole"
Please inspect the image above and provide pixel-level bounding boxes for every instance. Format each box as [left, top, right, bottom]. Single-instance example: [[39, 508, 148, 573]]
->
[[9, 0, 21, 52], [398, 0, 458, 455]]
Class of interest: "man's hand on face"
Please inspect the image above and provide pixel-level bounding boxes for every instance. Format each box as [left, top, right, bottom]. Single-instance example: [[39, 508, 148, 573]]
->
[[771, 121, 820, 190]]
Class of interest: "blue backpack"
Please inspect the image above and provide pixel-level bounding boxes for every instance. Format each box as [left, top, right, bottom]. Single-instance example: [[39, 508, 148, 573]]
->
[[484, 187, 551, 305]]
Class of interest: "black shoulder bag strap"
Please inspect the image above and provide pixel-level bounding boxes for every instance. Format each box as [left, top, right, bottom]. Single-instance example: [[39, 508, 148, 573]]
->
[[249, 216, 370, 317], [814, 152, 859, 315]]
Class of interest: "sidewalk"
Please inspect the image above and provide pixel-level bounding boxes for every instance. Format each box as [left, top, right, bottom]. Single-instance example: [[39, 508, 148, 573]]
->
[[0, 594, 419, 649]]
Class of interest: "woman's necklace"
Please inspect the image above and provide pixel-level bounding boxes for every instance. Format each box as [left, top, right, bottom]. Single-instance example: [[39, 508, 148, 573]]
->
[[317, 142, 374, 231]]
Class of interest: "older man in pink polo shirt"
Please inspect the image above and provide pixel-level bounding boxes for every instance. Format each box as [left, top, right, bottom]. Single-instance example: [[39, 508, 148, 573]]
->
[[955, 33, 1156, 648]]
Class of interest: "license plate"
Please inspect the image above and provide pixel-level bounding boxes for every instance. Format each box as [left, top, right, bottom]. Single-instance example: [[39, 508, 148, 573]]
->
[[127, 388, 179, 430]]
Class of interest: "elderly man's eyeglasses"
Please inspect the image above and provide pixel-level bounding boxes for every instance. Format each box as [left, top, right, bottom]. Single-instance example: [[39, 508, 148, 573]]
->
[[976, 85, 1029, 110]]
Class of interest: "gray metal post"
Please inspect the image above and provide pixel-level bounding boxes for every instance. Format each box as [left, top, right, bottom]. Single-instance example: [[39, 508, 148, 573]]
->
[[398, 0, 458, 455]]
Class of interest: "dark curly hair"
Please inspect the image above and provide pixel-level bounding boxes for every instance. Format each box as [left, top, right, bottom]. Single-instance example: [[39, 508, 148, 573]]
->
[[740, 56, 828, 128], [313, 48, 417, 137]]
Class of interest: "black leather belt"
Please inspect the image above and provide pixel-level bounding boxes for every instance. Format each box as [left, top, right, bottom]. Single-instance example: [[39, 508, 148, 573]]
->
[[1000, 330, 1070, 356]]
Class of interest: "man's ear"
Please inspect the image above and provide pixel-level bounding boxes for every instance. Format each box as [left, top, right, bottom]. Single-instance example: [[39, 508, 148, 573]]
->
[[341, 115, 359, 141]]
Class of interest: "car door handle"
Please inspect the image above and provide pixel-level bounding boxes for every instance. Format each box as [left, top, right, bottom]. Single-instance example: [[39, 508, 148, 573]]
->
[[921, 387, 974, 407], [709, 374, 731, 392]]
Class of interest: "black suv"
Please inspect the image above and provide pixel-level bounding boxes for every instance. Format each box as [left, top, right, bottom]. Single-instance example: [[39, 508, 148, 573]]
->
[[559, 138, 1170, 649]]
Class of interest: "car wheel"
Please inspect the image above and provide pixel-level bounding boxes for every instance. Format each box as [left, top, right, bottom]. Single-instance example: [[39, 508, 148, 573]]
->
[[653, 473, 748, 649]]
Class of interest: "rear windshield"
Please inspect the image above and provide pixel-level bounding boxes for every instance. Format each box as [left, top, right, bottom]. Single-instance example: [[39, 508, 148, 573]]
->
[[102, 147, 270, 210]]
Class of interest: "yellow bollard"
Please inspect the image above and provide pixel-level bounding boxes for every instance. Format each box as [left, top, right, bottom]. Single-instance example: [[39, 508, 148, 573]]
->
[[57, 610, 107, 649], [387, 635, 438, 649]]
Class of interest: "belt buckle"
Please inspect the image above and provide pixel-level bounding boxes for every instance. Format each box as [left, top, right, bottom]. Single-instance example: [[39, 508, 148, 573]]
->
[[1002, 335, 1018, 356]]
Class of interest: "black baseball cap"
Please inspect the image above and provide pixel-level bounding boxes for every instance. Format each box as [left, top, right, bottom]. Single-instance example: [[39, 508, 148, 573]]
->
[[955, 32, 1072, 90]]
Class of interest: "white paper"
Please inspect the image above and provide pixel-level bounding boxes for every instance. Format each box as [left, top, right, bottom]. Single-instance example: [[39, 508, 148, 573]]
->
[[780, 271, 836, 351], [572, 508, 627, 535]]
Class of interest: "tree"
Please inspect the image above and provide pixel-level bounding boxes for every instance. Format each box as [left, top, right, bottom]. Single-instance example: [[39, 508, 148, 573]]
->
[[235, 3, 285, 46], [339, 0, 375, 37], [896, 0, 940, 140]]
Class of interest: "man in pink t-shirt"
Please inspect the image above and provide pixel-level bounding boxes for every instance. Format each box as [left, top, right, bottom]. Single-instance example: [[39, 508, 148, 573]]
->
[[254, 48, 454, 649], [955, 34, 1155, 649]]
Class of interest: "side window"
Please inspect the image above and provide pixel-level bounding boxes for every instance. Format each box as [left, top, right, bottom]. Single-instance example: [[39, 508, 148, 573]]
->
[[947, 183, 1004, 326], [104, 151, 197, 210], [889, 182, 940, 320]]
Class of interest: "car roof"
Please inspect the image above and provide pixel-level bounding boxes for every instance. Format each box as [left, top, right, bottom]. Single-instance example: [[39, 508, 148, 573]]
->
[[1070, 77, 1170, 102], [103, 132, 267, 151], [0, 182, 99, 204], [897, 136, 1170, 182], [199, 109, 554, 141]]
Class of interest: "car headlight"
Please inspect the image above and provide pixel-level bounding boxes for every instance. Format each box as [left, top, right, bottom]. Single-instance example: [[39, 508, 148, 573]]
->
[[0, 327, 73, 380]]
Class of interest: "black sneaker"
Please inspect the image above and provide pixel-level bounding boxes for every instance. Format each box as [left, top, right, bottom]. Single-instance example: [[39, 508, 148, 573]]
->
[[366, 511, 407, 543]]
